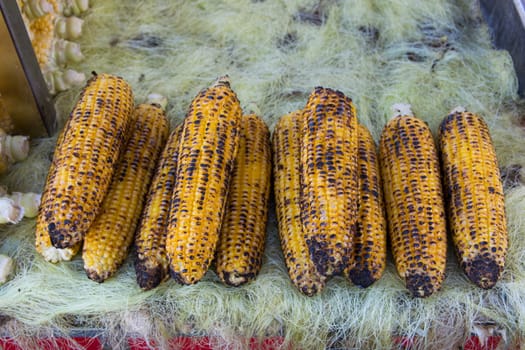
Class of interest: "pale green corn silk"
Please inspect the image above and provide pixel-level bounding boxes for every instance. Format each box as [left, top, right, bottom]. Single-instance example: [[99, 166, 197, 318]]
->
[[0, 0, 524, 349]]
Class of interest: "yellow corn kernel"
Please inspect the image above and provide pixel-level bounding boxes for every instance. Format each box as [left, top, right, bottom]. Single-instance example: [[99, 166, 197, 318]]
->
[[215, 113, 271, 286], [300, 87, 358, 278], [345, 123, 387, 288], [28, 13, 55, 67], [82, 100, 169, 282], [134, 124, 183, 290], [36, 73, 134, 249], [273, 110, 326, 296], [438, 107, 507, 289], [166, 76, 242, 285], [378, 104, 447, 298]]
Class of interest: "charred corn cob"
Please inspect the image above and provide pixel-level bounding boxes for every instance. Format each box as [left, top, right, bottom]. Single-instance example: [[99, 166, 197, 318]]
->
[[345, 123, 387, 288], [134, 124, 183, 290], [300, 87, 358, 278], [439, 107, 507, 289], [35, 122, 80, 262], [36, 217, 81, 262], [215, 113, 271, 286], [273, 110, 326, 296], [379, 104, 447, 298], [36, 73, 134, 249], [82, 98, 169, 282], [167, 76, 242, 285]]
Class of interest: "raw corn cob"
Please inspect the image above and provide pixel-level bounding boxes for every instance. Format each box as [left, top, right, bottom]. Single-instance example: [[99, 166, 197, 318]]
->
[[17, 0, 88, 94], [134, 123, 183, 290], [215, 113, 271, 286], [273, 110, 326, 296], [167, 76, 242, 285], [300, 87, 358, 278], [438, 107, 507, 289], [379, 104, 447, 298], [345, 123, 387, 288], [82, 97, 169, 282], [36, 73, 134, 249]]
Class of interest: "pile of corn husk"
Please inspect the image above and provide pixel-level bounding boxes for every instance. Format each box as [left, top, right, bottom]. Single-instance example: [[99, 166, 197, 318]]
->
[[0, 0, 524, 349]]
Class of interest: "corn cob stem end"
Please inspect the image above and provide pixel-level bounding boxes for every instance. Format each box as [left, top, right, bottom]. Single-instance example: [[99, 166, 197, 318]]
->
[[40, 245, 77, 263], [213, 75, 231, 88], [146, 93, 168, 111], [391, 103, 413, 119], [450, 106, 467, 114]]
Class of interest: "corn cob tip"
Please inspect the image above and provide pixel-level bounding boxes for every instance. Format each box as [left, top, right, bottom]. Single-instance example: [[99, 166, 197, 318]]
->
[[450, 106, 467, 114], [464, 255, 502, 289], [169, 269, 197, 285], [146, 93, 168, 111], [301, 284, 323, 297], [85, 268, 108, 283], [213, 75, 231, 87], [347, 268, 376, 288], [405, 272, 441, 298], [306, 237, 348, 277], [219, 271, 256, 287], [391, 103, 413, 119], [135, 257, 166, 290]]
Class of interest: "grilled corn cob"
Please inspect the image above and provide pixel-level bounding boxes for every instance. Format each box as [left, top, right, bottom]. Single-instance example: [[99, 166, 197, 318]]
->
[[36, 73, 134, 249], [35, 120, 80, 262], [273, 110, 326, 296], [36, 216, 81, 262], [134, 124, 183, 290], [300, 87, 358, 278], [215, 113, 271, 286], [379, 104, 447, 298], [167, 76, 242, 285], [438, 107, 507, 289], [82, 98, 169, 282], [346, 123, 387, 288]]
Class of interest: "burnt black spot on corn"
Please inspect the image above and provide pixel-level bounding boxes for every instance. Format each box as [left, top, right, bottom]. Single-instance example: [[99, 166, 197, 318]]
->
[[83, 100, 169, 283], [345, 123, 387, 288], [134, 124, 183, 290], [36, 73, 134, 249], [166, 76, 242, 285], [379, 105, 447, 298], [272, 110, 326, 296], [215, 113, 271, 286], [300, 87, 358, 278], [438, 108, 508, 289]]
